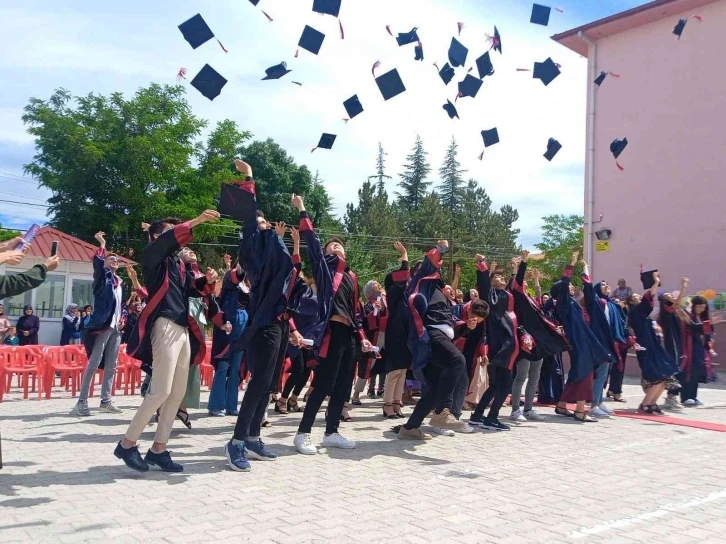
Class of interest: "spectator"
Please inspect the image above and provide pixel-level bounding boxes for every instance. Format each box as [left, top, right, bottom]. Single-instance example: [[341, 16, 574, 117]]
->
[[611, 278, 633, 302], [80, 305, 93, 341], [0, 303, 10, 343], [123, 301, 141, 345], [16, 305, 39, 345], [60, 304, 81, 345], [4, 326, 19, 346]]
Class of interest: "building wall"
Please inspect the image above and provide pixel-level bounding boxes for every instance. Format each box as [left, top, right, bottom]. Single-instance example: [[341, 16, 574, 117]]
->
[[585, 0, 726, 295]]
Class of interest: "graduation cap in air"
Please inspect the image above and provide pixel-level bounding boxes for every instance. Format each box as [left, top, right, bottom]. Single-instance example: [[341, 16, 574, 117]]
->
[[190, 64, 227, 100], [530, 4, 563, 27], [218, 182, 256, 222], [262, 62, 291, 80], [395, 28, 419, 46], [443, 100, 459, 119], [249, 0, 260, 5], [475, 52, 495, 79], [479, 128, 499, 159], [178, 14, 228, 52], [610, 137, 628, 170], [640, 266, 659, 290], [448, 37, 468, 68], [298, 25, 325, 55], [313, 0, 341, 17], [673, 15, 703, 39], [533, 57, 560, 86], [311, 133, 336, 152], [343, 95, 363, 120], [457, 74, 483, 99], [414, 43, 424, 61], [437, 62, 456, 85], [594, 70, 621, 88], [489, 26, 502, 54], [544, 138, 562, 161], [374, 67, 406, 101]]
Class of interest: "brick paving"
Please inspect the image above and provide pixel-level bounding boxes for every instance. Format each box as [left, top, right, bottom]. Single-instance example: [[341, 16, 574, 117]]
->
[[2, 379, 726, 543]]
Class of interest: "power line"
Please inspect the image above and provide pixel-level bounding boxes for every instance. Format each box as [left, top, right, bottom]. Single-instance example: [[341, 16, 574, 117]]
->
[[0, 198, 49, 209]]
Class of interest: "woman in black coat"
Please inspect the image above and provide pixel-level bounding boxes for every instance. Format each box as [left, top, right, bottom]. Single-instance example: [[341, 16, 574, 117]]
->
[[16, 305, 40, 345]]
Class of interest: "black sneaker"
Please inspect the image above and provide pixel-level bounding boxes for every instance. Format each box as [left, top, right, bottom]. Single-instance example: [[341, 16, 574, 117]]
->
[[469, 413, 487, 427], [488, 418, 511, 431], [114, 442, 149, 472], [144, 449, 184, 472], [478, 416, 506, 431]]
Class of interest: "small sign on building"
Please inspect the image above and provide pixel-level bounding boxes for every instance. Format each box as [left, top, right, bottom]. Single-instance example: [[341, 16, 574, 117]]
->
[[595, 241, 610, 252]]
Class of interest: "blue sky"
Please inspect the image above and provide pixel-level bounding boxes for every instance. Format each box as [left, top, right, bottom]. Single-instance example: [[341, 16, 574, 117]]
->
[[0, 0, 646, 246]]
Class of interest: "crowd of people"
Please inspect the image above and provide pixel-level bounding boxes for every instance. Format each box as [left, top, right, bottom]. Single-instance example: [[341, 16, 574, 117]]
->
[[58, 159, 718, 474]]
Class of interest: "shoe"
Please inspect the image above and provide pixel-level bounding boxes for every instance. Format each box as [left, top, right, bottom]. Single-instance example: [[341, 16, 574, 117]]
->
[[145, 449, 183, 472], [683, 399, 697, 406], [274, 399, 288, 414], [524, 409, 546, 422], [397, 426, 432, 440], [321, 433, 356, 449], [245, 438, 277, 461], [510, 410, 527, 422], [694, 399, 704, 406], [100, 401, 123, 414], [598, 403, 615, 416], [114, 442, 149, 472], [455, 420, 476, 434], [227, 409, 239, 417], [482, 417, 510, 431], [429, 408, 467, 432], [208, 410, 226, 417], [663, 397, 683, 411], [590, 406, 610, 418], [431, 427, 455, 436], [294, 433, 317, 455], [225, 440, 251, 472], [70, 401, 90, 417], [468, 413, 487, 427], [367, 388, 376, 399]]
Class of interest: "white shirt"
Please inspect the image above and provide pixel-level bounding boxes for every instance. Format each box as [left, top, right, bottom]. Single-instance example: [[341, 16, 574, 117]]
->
[[110, 278, 123, 331]]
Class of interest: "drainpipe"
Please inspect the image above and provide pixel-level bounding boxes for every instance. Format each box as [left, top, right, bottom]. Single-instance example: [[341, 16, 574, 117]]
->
[[578, 30, 596, 271]]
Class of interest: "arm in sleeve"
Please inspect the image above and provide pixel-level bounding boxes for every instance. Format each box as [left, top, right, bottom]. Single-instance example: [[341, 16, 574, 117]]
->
[[0, 265, 47, 299], [581, 272, 595, 309], [92, 248, 107, 288], [142, 221, 193, 272], [237, 178, 260, 274], [511, 260, 527, 294], [475, 261, 492, 303], [298, 210, 331, 295]]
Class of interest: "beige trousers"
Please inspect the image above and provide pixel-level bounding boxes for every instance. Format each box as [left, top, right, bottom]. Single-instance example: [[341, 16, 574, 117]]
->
[[125, 318, 191, 445], [465, 363, 489, 405], [383, 369, 407, 405]]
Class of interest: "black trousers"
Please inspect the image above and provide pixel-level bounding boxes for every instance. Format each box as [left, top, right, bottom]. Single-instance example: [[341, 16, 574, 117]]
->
[[679, 373, 700, 402], [282, 351, 311, 398], [403, 328, 466, 429], [473, 364, 513, 420], [607, 345, 630, 395], [233, 321, 289, 440], [298, 322, 356, 435]]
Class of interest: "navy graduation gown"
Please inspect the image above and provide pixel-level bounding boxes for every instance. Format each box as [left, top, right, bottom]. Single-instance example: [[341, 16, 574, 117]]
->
[[628, 291, 679, 382]]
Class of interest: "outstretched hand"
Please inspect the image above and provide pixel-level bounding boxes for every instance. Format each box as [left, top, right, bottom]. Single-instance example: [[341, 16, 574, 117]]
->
[[290, 227, 300, 243], [571, 251, 580, 266], [234, 159, 252, 177], [291, 193, 305, 212], [275, 221, 287, 238], [205, 267, 219, 285], [394, 241, 408, 262]]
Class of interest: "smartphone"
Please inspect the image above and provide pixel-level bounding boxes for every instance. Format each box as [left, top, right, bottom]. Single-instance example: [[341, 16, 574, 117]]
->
[[50, 240, 59, 257], [15, 224, 40, 250]]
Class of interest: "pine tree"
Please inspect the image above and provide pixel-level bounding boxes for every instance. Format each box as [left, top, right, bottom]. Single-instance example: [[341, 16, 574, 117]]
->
[[370, 142, 391, 195], [397, 134, 431, 212], [438, 137, 466, 216]]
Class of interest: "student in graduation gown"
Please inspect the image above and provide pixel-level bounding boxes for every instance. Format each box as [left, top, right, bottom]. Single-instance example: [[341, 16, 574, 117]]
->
[[292, 194, 374, 455], [352, 280, 387, 406], [508, 251, 569, 422], [537, 297, 566, 405], [657, 276, 690, 410], [625, 271, 680, 413], [551, 252, 611, 423]]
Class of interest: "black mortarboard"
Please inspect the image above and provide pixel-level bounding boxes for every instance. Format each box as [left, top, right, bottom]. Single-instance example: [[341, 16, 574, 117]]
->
[[438, 62, 455, 85], [343, 95, 363, 119], [414, 44, 424, 61], [458, 74, 483, 98], [533, 57, 560, 86], [443, 100, 459, 119], [396, 28, 419, 46], [481, 128, 499, 147], [190, 64, 227, 100], [262, 62, 291, 80], [530, 4, 552, 26], [448, 37, 468, 68], [298, 25, 325, 55], [312, 133, 336, 151], [178, 14, 215, 49], [543, 138, 562, 161], [218, 182, 255, 222], [375, 69, 406, 101], [641, 269, 659, 290], [313, 0, 341, 17], [249, 0, 260, 5], [673, 18, 687, 38], [610, 138, 628, 159], [491, 26, 502, 54], [475, 52, 494, 79], [594, 71, 607, 87]]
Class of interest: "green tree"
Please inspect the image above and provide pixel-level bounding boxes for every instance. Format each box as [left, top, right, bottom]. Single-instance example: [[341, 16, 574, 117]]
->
[[397, 134, 431, 212], [370, 142, 391, 195], [438, 137, 466, 216], [0, 226, 22, 243], [534, 214, 584, 290]]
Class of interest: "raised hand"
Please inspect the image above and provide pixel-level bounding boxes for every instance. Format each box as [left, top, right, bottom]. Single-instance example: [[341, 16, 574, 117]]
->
[[0, 236, 24, 252], [44, 255, 60, 271], [393, 241, 408, 262], [681, 277, 689, 287], [521, 249, 530, 262], [0, 249, 28, 266], [290, 227, 300, 243], [141, 222, 150, 232], [192, 209, 220, 228], [205, 267, 219, 285], [234, 158, 252, 177], [275, 221, 287, 238], [291, 193, 305, 211], [454, 263, 461, 275], [475, 254, 485, 263], [94, 231, 106, 248], [571, 251, 580, 266]]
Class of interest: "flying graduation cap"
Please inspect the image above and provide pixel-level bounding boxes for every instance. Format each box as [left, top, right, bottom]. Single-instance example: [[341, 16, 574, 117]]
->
[[475, 52, 495, 79], [218, 181, 257, 222], [415, 43, 424, 61], [544, 138, 562, 161], [443, 100, 459, 119], [190, 64, 227, 100], [311, 133, 336, 152], [487, 26, 502, 54], [247, 0, 274, 21], [594, 70, 621, 88], [673, 14, 703, 39], [533, 57, 560, 86], [312, 0, 345, 39], [448, 37, 468, 67], [298, 25, 326, 55], [178, 14, 228, 53], [530, 4, 564, 27], [479, 128, 499, 159], [372, 62, 406, 101], [610, 138, 628, 170], [343, 95, 363, 121], [386, 27, 423, 61], [457, 74, 483, 99], [262, 62, 292, 80], [640, 264, 660, 290], [436, 62, 456, 85]]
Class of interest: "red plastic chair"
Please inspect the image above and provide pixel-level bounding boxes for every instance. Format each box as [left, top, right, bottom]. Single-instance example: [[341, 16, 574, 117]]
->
[[1, 346, 43, 400], [42, 346, 86, 399], [116, 346, 143, 396]]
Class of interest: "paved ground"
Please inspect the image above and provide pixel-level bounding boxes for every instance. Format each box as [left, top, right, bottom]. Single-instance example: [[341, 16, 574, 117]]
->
[[2, 378, 726, 544]]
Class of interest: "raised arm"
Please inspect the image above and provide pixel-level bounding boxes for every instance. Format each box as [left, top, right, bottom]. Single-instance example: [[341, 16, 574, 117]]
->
[[533, 268, 542, 300], [474, 254, 492, 303], [92, 231, 108, 286], [511, 250, 529, 293], [451, 263, 461, 292], [232, 159, 261, 272], [385, 241, 410, 290], [580, 258, 595, 308], [143, 210, 218, 272], [675, 277, 688, 308], [293, 193, 330, 294]]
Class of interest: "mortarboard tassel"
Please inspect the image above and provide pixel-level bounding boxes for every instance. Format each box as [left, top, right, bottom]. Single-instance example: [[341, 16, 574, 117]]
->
[[295, 49, 299, 58], [262, 10, 274, 22], [340, 20, 345, 39], [217, 39, 229, 53], [486, 34, 500, 51], [692, 14, 703, 22], [343, 118, 349, 123], [433, 62, 440, 71], [516, 68, 531, 72], [176, 67, 188, 81], [615, 160, 625, 171], [454, 91, 462, 102], [386, 25, 393, 36], [372, 60, 381, 77], [457, 22, 464, 35], [639, 263, 645, 274], [554, 7, 565, 13], [311, 147, 318, 153], [609, 71, 621, 78], [478, 151, 485, 160], [292, 81, 302, 86], [467, 67, 473, 73]]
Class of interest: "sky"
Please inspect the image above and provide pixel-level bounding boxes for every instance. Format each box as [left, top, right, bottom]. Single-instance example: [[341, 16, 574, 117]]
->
[[0, 0, 647, 247]]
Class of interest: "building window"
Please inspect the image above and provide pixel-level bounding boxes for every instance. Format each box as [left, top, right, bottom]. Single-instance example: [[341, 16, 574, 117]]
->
[[34, 274, 66, 318], [5, 282, 32, 317], [71, 279, 94, 310]]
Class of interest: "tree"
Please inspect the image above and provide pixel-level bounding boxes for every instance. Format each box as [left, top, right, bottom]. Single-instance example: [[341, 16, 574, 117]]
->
[[534, 214, 585, 290], [438, 137, 466, 216], [0, 226, 22, 244], [370, 142, 391, 195], [397, 135, 431, 212]]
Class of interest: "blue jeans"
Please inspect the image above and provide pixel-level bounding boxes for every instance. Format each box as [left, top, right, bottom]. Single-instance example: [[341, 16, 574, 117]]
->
[[592, 362, 611, 406], [208, 351, 244, 413]]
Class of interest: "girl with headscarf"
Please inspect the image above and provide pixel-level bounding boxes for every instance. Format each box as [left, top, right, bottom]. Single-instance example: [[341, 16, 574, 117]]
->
[[351, 279, 387, 407], [16, 305, 40, 345], [60, 304, 81, 345]]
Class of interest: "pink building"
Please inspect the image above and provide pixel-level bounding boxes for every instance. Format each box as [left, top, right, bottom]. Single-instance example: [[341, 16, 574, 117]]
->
[[553, 0, 726, 295]]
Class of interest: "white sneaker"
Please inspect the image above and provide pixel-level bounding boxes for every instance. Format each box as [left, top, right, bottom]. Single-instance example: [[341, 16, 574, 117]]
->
[[456, 421, 476, 434], [524, 409, 545, 421], [293, 433, 317, 455], [321, 432, 356, 449], [431, 427, 455, 436], [100, 401, 123, 414], [510, 410, 527, 422], [683, 399, 697, 406], [598, 403, 615, 416], [590, 406, 610, 418], [664, 397, 684, 411], [694, 399, 704, 406]]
